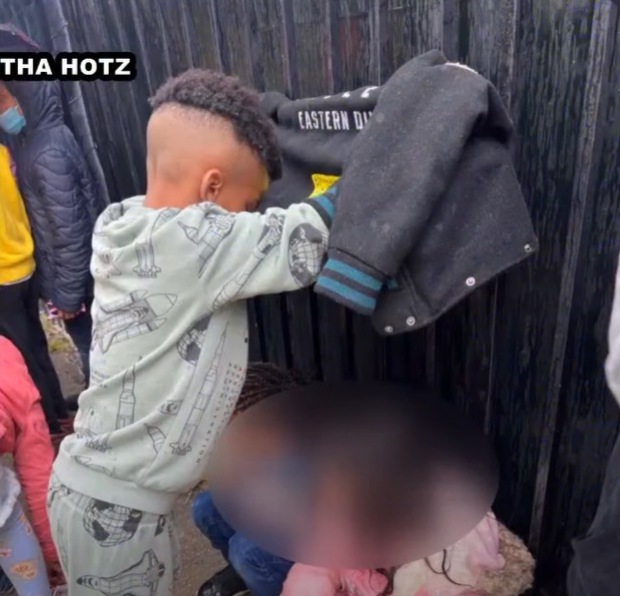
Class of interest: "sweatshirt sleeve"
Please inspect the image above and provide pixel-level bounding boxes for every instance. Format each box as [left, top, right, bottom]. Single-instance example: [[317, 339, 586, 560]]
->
[[175, 191, 336, 310], [14, 401, 57, 564], [315, 57, 499, 315], [281, 564, 341, 596], [606, 258, 620, 406]]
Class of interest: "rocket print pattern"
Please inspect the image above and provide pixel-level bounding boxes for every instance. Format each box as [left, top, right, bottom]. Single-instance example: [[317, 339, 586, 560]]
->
[[170, 327, 227, 456], [75, 429, 112, 452], [133, 208, 179, 278], [211, 213, 285, 310], [177, 315, 212, 365], [73, 456, 114, 477], [93, 249, 121, 279], [77, 549, 165, 596], [146, 424, 166, 454], [91, 291, 177, 354], [94, 203, 124, 235], [178, 213, 235, 277], [115, 365, 138, 429]]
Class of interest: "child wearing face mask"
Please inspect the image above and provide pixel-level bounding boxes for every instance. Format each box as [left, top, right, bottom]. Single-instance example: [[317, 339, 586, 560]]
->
[[1, 77, 103, 398], [0, 88, 72, 444], [0, 83, 26, 135]]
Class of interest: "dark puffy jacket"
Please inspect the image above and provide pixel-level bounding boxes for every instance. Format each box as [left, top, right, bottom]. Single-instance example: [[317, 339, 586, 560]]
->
[[6, 79, 103, 312]]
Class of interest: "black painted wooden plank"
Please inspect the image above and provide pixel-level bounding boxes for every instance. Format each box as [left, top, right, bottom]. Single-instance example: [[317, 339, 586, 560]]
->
[[155, 0, 194, 75], [247, 300, 266, 362], [128, 0, 173, 91], [290, 0, 330, 96], [61, 0, 145, 200], [534, 6, 620, 589], [461, 0, 518, 104], [378, 0, 443, 83], [350, 313, 385, 382], [335, 0, 372, 91], [528, 0, 615, 556], [256, 295, 291, 368], [183, 0, 223, 70], [210, 0, 254, 82], [433, 289, 496, 427], [251, 0, 288, 92], [490, 0, 598, 551], [442, 0, 461, 62], [284, 290, 320, 379]]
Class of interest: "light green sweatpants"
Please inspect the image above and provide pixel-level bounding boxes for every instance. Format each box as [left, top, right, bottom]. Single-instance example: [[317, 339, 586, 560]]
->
[[47, 474, 179, 596]]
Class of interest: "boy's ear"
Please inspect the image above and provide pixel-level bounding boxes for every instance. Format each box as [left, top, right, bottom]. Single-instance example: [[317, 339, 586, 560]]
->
[[200, 169, 224, 202]]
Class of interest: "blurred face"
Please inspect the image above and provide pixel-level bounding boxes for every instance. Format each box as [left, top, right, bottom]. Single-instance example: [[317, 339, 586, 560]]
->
[[0, 83, 25, 135]]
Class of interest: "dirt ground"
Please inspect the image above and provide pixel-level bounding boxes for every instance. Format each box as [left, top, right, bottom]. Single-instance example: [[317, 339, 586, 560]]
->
[[49, 344, 224, 596]]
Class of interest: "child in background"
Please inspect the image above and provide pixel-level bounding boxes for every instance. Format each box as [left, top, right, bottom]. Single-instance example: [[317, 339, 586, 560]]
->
[[48, 69, 336, 595], [0, 134, 70, 441], [0, 336, 65, 593], [281, 512, 534, 596]]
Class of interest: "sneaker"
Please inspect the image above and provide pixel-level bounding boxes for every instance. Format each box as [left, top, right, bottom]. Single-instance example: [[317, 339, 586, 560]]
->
[[197, 565, 247, 596]]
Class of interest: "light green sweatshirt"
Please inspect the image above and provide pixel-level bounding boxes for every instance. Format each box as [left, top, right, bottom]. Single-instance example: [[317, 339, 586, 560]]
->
[[54, 194, 335, 514]]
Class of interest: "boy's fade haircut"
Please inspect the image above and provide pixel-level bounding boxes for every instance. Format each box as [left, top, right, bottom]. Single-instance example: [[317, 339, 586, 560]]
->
[[149, 69, 283, 181]]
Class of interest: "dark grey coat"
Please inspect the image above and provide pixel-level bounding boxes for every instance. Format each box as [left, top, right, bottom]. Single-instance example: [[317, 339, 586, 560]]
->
[[6, 79, 103, 312], [262, 51, 538, 336]]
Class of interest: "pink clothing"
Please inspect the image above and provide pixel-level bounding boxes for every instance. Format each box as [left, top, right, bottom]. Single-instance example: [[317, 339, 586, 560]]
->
[[282, 566, 388, 596], [0, 336, 57, 564], [282, 513, 505, 596]]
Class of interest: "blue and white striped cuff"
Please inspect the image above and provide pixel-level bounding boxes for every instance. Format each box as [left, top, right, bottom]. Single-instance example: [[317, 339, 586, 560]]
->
[[303, 185, 338, 228], [314, 251, 386, 315]]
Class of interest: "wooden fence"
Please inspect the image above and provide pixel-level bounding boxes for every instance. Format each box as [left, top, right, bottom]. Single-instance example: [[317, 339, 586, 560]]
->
[[1, 0, 619, 592]]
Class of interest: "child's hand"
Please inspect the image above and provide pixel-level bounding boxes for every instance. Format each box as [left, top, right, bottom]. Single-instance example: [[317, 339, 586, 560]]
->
[[47, 561, 66, 587]]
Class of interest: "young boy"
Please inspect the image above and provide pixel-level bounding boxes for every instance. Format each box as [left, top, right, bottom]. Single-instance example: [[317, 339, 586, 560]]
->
[[47, 69, 336, 594]]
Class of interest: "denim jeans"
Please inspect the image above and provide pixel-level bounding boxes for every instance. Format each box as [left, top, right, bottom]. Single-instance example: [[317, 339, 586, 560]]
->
[[192, 491, 293, 596], [567, 430, 620, 595]]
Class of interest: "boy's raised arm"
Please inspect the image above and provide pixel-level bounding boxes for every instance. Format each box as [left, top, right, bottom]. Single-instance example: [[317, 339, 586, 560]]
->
[[177, 190, 336, 310]]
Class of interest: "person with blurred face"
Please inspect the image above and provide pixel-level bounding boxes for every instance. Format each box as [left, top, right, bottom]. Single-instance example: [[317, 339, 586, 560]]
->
[[0, 82, 70, 441]]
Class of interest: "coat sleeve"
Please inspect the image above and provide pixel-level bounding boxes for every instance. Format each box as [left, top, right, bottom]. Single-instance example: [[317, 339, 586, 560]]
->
[[31, 148, 92, 312], [154, 191, 336, 311], [314, 57, 503, 315], [13, 393, 58, 564]]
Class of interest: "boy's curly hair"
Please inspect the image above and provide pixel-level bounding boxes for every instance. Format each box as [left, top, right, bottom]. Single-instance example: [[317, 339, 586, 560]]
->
[[149, 69, 282, 181]]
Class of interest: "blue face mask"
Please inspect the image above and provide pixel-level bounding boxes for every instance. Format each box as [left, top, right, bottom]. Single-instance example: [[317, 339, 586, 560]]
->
[[0, 107, 26, 135]]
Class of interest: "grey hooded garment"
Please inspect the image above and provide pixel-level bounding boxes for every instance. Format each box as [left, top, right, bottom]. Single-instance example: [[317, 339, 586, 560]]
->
[[6, 79, 104, 312]]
